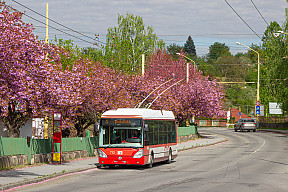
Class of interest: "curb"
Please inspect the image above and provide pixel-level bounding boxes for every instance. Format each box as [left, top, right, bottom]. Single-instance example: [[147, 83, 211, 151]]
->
[[1, 166, 98, 191], [178, 139, 228, 152], [178, 134, 229, 152], [258, 129, 288, 135], [0, 157, 99, 192]]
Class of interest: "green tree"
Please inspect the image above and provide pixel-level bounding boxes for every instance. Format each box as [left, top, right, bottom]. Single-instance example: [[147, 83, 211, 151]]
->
[[54, 37, 81, 70], [104, 13, 165, 74], [245, 44, 263, 64], [225, 84, 256, 114], [81, 47, 103, 62], [167, 43, 183, 59], [207, 42, 231, 62], [214, 56, 248, 80], [261, 20, 288, 112], [183, 36, 196, 56]]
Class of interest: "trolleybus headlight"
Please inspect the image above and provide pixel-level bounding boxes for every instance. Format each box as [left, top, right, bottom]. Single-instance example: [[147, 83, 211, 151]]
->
[[133, 149, 143, 158], [98, 149, 107, 158]]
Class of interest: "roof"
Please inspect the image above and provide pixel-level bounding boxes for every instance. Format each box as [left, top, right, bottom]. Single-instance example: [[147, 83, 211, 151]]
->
[[101, 108, 175, 120]]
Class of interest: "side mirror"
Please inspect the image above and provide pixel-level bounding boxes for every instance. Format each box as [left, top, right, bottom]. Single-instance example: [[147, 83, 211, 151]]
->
[[144, 124, 149, 132], [94, 123, 99, 132]]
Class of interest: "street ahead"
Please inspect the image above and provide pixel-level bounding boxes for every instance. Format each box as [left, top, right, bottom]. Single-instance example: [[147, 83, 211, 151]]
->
[[15, 128, 288, 192]]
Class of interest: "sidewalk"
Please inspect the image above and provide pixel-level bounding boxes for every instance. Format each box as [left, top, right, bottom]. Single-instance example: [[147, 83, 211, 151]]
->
[[258, 129, 288, 134], [0, 132, 227, 191]]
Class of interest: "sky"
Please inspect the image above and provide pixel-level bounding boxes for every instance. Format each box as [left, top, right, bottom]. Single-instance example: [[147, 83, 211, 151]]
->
[[4, 0, 287, 56]]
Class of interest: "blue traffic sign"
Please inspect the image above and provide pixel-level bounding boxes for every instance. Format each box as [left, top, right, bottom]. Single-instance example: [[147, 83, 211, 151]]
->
[[255, 105, 260, 115], [239, 112, 241, 116]]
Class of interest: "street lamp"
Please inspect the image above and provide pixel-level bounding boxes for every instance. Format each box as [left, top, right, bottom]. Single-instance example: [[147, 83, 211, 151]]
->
[[277, 31, 288, 35], [236, 42, 261, 115], [273, 31, 288, 37], [176, 53, 196, 83]]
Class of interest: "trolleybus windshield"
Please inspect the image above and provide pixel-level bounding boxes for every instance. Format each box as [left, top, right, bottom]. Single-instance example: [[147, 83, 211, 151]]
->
[[99, 118, 143, 148]]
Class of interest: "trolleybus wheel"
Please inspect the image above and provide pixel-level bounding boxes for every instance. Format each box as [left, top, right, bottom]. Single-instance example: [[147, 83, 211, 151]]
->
[[108, 165, 115, 169], [167, 148, 172, 164], [148, 153, 154, 168]]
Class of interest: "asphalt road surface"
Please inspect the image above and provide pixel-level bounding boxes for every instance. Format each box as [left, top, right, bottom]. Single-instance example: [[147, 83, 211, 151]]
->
[[15, 128, 288, 192]]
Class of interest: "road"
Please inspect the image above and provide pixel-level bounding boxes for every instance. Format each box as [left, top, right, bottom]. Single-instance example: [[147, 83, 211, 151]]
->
[[14, 128, 288, 192]]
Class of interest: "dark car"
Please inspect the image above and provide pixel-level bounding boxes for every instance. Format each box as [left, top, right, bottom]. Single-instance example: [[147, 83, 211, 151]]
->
[[234, 118, 257, 132]]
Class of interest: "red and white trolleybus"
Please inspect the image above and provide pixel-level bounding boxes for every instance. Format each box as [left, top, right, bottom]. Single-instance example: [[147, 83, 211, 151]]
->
[[98, 108, 178, 168]]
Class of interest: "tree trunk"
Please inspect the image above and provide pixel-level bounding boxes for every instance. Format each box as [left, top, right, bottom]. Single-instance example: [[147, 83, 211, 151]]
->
[[75, 123, 85, 137], [1, 104, 32, 138], [6, 123, 20, 137]]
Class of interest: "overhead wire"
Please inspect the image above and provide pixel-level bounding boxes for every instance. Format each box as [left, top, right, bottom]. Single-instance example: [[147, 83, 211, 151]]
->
[[10, 0, 105, 47], [5, 1, 263, 54], [250, 0, 269, 26], [21, 12, 102, 47], [224, 0, 262, 40]]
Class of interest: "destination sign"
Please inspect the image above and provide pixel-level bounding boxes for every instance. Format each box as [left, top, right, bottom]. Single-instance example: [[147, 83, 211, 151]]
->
[[101, 118, 142, 127], [115, 120, 131, 124]]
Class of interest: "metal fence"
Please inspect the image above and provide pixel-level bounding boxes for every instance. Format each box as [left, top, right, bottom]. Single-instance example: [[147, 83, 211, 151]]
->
[[1, 126, 196, 157], [195, 120, 227, 127], [177, 125, 197, 136], [0, 136, 98, 157], [0, 137, 27, 156]]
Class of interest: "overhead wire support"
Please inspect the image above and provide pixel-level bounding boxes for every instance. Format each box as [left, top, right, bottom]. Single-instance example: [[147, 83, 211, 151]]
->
[[11, 0, 106, 46], [224, 0, 262, 40]]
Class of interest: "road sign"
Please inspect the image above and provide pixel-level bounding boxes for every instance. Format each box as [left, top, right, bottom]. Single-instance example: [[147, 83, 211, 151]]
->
[[256, 101, 261, 106], [239, 112, 241, 117], [255, 105, 261, 115], [269, 102, 283, 114], [260, 105, 265, 116]]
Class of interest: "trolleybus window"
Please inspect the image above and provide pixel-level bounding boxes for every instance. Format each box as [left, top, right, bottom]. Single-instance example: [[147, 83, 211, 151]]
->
[[99, 118, 143, 148], [144, 120, 176, 146]]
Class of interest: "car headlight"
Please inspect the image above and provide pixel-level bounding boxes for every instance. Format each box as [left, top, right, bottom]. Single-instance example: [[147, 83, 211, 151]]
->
[[133, 149, 143, 158], [98, 149, 107, 158]]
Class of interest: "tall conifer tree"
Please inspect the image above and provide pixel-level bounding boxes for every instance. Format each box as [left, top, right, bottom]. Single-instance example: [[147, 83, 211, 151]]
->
[[183, 36, 196, 56]]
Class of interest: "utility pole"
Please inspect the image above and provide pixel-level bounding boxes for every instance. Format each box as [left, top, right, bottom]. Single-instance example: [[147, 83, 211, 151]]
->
[[142, 54, 145, 76], [44, 3, 49, 139], [45, 3, 49, 44], [247, 105, 249, 118]]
